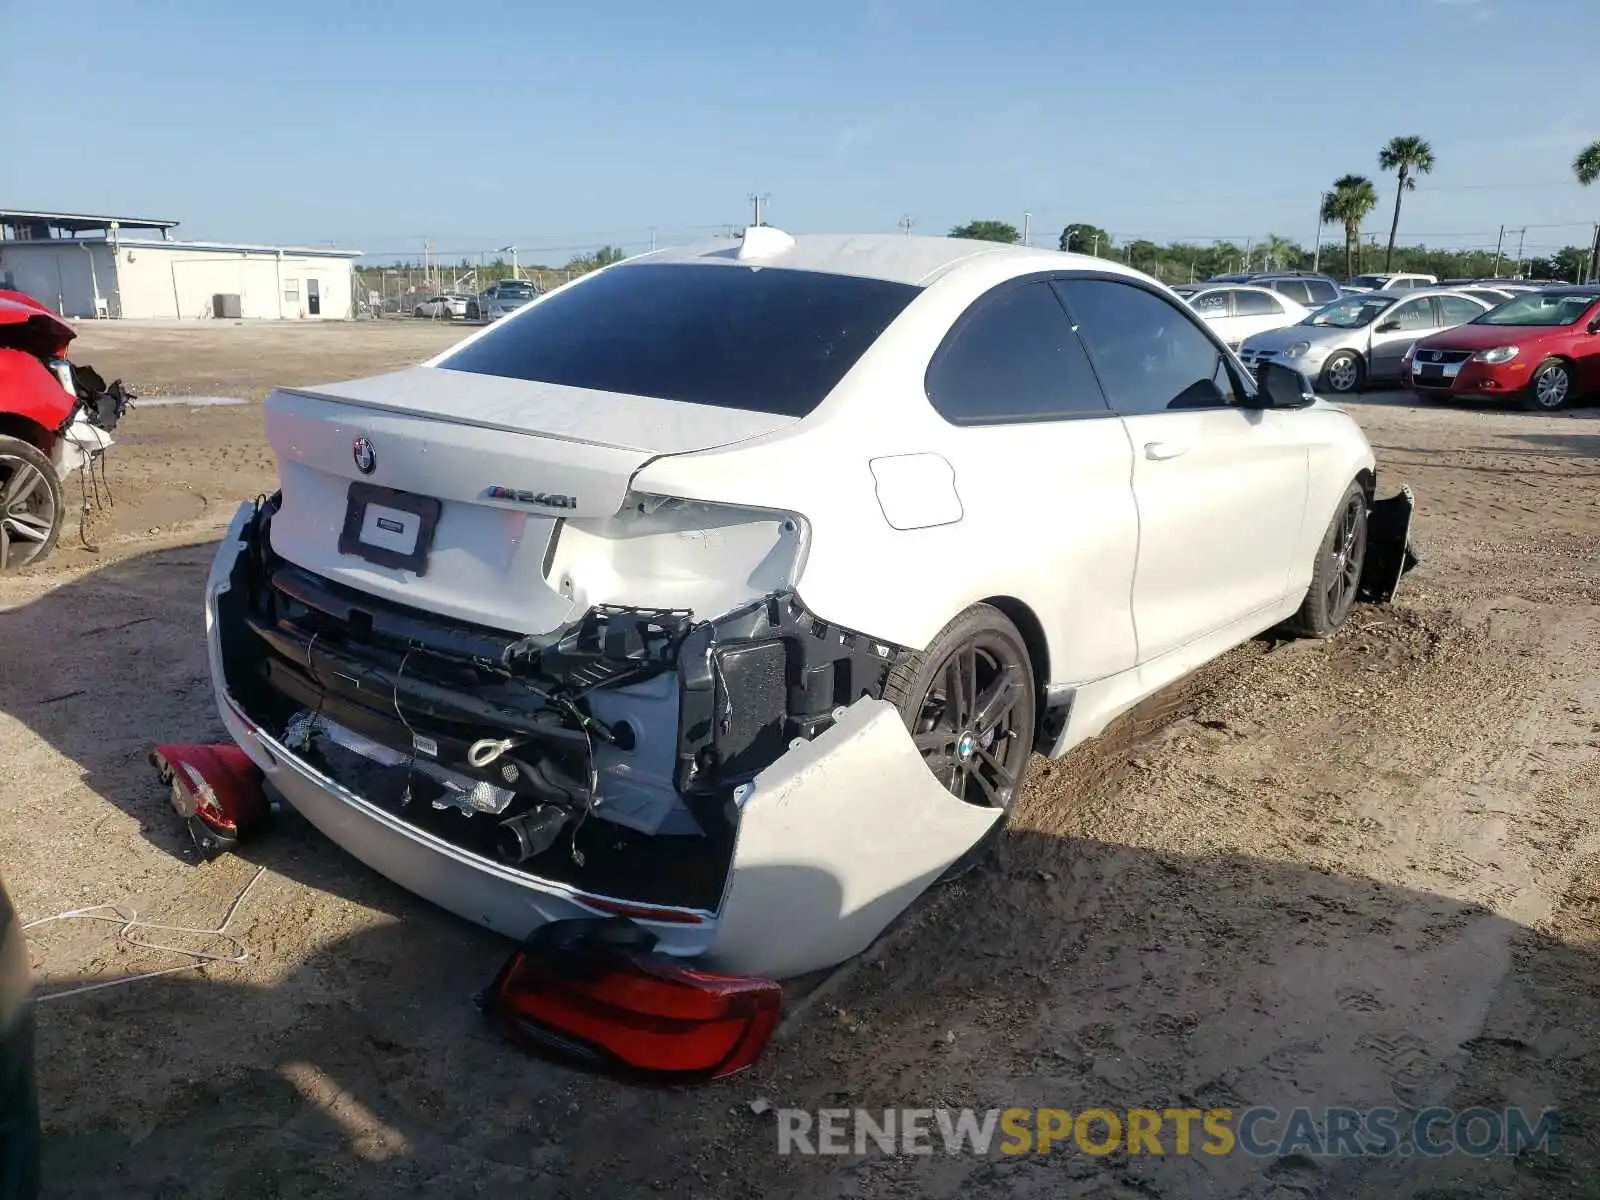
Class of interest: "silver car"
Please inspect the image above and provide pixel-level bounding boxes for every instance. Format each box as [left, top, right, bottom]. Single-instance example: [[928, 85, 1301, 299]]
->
[[1238, 289, 1493, 395]]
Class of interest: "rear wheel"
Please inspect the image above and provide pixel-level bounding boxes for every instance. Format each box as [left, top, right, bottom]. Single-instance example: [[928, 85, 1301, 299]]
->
[[884, 605, 1036, 809], [1320, 351, 1365, 395], [0, 437, 63, 573], [1288, 480, 1368, 638], [883, 605, 1037, 878], [1523, 358, 1572, 412]]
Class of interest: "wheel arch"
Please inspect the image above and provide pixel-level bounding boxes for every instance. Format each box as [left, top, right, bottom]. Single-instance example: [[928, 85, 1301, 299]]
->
[[976, 593, 1057, 750]]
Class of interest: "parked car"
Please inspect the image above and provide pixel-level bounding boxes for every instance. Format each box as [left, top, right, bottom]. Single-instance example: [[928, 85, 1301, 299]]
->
[[1342, 272, 1438, 294], [1200, 271, 1343, 308], [1404, 285, 1600, 411], [205, 229, 1411, 993], [0, 290, 129, 572], [0, 869, 40, 1200], [472, 279, 542, 321], [1176, 284, 1310, 349], [1456, 286, 1521, 309], [1238, 288, 1493, 394], [413, 295, 470, 319]]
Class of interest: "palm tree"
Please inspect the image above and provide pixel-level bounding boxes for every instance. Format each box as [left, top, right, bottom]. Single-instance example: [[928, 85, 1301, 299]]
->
[[1378, 136, 1436, 271], [1321, 176, 1379, 281], [1576, 141, 1600, 282]]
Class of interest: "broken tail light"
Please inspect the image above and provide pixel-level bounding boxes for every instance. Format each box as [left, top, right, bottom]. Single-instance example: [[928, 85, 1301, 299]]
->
[[150, 743, 271, 859], [488, 918, 781, 1082]]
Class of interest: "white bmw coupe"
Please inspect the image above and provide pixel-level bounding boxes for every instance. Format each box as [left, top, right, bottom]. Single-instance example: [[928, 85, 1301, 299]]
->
[[206, 228, 1413, 982]]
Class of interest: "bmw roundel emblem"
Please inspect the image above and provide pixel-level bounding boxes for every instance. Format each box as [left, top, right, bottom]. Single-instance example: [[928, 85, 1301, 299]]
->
[[352, 436, 376, 475]]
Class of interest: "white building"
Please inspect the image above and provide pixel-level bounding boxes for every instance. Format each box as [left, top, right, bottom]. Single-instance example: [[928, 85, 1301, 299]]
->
[[0, 209, 362, 320]]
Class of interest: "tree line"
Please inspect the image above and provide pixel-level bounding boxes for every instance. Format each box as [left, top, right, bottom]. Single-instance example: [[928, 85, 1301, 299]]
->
[[953, 135, 1600, 284]]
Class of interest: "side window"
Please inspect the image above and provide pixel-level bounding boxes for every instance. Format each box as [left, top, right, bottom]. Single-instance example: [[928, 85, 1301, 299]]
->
[[925, 281, 1111, 424], [1274, 281, 1310, 305], [1234, 290, 1283, 316], [1055, 278, 1238, 416], [1438, 295, 1485, 324], [1387, 299, 1437, 330], [1190, 290, 1231, 317]]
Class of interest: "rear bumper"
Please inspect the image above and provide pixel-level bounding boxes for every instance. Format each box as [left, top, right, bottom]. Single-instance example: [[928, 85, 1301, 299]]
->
[[205, 503, 1000, 978]]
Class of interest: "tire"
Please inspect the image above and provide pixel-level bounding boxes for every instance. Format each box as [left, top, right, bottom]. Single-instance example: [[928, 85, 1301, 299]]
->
[[883, 604, 1037, 806], [1320, 351, 1365, 395], [0, 436, 64, 573], [413, 306, 426, 318], [1287, 480, 1368, 638], [1522, 358, 1573, 412]]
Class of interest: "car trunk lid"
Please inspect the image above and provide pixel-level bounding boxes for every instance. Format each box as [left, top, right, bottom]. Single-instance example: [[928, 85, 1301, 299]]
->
[[263, 367, 798, 635]]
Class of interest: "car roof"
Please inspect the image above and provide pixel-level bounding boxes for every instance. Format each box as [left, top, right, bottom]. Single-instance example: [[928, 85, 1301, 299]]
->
[[1530, 284, 1600, 298], [634, 231, 1145, 287]]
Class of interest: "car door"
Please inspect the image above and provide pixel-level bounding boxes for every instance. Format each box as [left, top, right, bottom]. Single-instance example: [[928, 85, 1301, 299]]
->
[[922, 278, 1140, 685], [1367, 295, 1441, 380], [1055, 276, 1309, 664]]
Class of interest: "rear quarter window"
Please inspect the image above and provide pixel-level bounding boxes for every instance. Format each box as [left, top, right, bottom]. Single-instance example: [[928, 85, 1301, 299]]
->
[[438, 263, 920, 417]]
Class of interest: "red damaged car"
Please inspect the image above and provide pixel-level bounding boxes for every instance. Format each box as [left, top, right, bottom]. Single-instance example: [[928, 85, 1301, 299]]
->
[[0, 290, 130, 571], [1404, 286, 1600, 412]]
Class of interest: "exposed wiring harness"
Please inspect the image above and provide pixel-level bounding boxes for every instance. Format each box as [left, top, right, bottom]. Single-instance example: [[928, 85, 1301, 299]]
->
[[20, 867, 268, 1003]]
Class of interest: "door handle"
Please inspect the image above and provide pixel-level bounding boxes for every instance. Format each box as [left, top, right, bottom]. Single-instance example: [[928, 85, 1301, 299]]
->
[[1144, 441, 1189, 461]]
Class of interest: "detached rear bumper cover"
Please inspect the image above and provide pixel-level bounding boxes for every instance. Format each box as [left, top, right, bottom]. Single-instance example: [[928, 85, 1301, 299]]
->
[[206, 504, 1000, 979]]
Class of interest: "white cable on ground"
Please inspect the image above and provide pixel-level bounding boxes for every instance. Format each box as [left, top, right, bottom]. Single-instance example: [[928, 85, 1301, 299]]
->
[[20, 866, 268, 1003]]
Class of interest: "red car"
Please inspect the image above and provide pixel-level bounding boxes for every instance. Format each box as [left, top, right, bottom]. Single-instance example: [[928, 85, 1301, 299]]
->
[[1404, 286, 1600, 411], [0, 290, 130, 571]]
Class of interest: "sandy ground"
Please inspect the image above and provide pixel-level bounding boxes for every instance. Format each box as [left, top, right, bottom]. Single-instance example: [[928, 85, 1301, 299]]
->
[[1, 320, 1597, 1199]]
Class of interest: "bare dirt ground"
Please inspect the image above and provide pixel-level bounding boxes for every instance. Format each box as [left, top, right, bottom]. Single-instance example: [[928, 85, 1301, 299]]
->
[[1, 321, 1596, 1199]]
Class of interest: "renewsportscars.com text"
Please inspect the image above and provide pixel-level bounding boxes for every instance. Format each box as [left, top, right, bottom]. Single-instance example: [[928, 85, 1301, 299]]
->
[[776, 1106, 1560, 1159]]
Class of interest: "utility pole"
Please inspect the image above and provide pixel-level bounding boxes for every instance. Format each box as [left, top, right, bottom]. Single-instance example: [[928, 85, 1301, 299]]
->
[[748, 193, 770, 228], [1312, 191, 1328, 275], [1244, 237, 1254, 272], [649, 227, 657, 251], [1091, 232, 1101, 257], [1021, 212, 1031, 247], [1513, 227, 1526, 277], [1491, 224, 1505, 276], [898, 214, 915, 236]]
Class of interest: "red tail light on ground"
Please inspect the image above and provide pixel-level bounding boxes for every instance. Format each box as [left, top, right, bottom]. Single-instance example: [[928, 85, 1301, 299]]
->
[[489, 918, 782, 1082]]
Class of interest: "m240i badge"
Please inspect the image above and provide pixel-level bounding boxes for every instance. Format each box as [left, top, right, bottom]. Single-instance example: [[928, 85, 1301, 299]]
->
[[486, 486, 578, 510]]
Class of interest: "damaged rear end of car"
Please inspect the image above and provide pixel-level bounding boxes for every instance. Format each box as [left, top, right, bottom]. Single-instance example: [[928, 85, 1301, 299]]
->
[[206, 259, 999, 984]]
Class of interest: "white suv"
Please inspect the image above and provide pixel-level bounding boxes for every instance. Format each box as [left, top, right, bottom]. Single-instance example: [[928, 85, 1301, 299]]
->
[[206, 230, 1413, 980]]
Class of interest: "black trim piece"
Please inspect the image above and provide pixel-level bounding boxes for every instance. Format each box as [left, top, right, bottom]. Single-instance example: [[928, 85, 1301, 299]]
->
[[337, 482, 442, 575], [1035, 688, 1075, 753], [673, 593, 913, 796]]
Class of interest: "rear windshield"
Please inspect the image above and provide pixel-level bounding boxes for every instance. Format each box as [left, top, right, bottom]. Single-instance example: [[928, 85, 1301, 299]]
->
[[438, 262, 920, 416]]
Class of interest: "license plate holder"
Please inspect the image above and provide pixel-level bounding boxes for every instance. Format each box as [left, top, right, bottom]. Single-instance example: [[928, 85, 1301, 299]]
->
[[338, 482, 441, 575], [1418, 364, 1443, 379]]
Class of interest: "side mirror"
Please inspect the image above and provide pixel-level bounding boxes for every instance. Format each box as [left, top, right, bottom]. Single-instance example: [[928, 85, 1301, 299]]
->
[[1375, 320, 1400, 333], [1254, 361, 1316, 409], [1588, 314, 1600, 334]]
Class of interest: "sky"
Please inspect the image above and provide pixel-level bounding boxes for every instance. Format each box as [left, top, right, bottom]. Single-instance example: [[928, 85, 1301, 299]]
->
[[3, 0, 1598, 264]]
